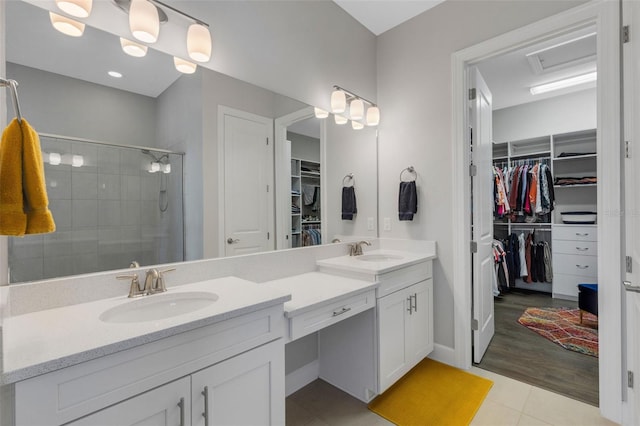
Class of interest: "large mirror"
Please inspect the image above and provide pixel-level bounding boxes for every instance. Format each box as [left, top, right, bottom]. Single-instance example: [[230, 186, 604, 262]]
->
[[4, 0, 378, 283]]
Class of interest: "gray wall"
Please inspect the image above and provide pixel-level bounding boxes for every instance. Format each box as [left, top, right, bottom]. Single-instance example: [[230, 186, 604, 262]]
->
[[376, 0, 588, 351], [288, 132, 320, 163], [6, 63, 157, 147]]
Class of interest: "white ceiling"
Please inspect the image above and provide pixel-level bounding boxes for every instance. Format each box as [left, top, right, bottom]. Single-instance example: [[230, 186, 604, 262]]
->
[[333, 0, 446, 35]]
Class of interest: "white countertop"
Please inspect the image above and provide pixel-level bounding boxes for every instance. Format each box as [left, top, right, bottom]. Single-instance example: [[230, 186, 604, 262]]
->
[[262, 272, 378, 317], [316, 249, 436, 275], [1, 277, 290, 385]]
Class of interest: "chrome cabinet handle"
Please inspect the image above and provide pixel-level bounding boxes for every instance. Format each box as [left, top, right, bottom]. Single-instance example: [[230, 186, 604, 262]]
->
[[576, 232, 589, 237], [202, 386, 209, 426], [576, 265, 589, 269], [227, 238, 240, 244], [178, 397, 185, 426], [407, 297, 413, 315], [576, 247, 589, 251], [413, 293, 418, 312], [332, 307, 352, 317]]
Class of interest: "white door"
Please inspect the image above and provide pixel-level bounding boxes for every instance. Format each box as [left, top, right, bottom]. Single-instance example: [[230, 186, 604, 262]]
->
[[221, 107, 274, 257], [470, 66, 495, 363]]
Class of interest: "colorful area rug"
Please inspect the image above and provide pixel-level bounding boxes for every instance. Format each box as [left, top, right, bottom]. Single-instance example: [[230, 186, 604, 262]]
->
[[368, 358, 493, 425], [518, 307, 598, 357]]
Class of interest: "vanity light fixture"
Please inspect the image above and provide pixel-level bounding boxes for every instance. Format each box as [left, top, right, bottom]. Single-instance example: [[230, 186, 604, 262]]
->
[[120, 37, 148, 57], [529, 71, 597, 95], [350, 99, 364, 120], [366, 106, 380, 126], [72, 155, 84, 167], [49, 12, 85, 37], [48, 152, 62, 166], [187, 23, 212, 63], [351, 121, 364, 130], [314, 107, 329, 119], [149, 162, 161, 173], [162, 163, 171, 173], [174, 57, 197, 74], [129, 0, 160, 43], [55, 0, 92, 18], [331, 85, 380, 127], [334, 115, 348, 125], [331, 89, 347, 114], [108, 71, 123, 78]]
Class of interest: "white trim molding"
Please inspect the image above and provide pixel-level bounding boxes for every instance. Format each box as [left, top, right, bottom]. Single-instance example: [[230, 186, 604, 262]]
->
[[451, 1, 621, 422]]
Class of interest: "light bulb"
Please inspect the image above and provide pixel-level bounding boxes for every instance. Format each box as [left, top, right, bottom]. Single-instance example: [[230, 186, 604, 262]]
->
[[129, 0, 159, 43], [187, 24, 212, 63], [48, 152, 62, 166], [49, 12, 85, 37], [350, 99, 364, 120], [174, 57, 197, 74], [55, 0, 92, 18], [366, 106, 380, 126], [314, 107, 329, 119], [162, 163, 171, 174], [120, 37, 148, 57], [331, 89, 346, 114], [72, 155, 84, 167], [149, 162, 160, 173], [351, 121, 364, 130], [334, 115, 348, 125]]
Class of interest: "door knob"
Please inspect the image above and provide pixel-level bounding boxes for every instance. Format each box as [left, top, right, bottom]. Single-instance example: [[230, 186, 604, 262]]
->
[[227, 238, 239, 244]]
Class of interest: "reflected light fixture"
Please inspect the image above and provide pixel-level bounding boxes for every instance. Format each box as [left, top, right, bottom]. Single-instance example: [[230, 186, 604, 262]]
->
[[366, 106, 380, 126], [49, 12, 85, 37], [129, 0, 160, 43], [149, 162, 161, 173], [350, 99, 364, 120], [334, 115, 348, 125], [187, 23, 212, 63], [108, 71, 123, 78], [120, 37, 148, 57], [314, 107, 329, 119], [331, 89, 346, 114], [55, 0, 92, 18], [351, 121, 364, 130], [530, 72, 597, 95], [48, 152, 62, 166], [174, 57, 197, 74], [72, 155, 84, 168], [162, 163, 171, 174]]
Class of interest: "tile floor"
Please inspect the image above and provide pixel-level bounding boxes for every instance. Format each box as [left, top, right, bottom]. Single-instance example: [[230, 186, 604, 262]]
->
[[286, 368, 619, 426]]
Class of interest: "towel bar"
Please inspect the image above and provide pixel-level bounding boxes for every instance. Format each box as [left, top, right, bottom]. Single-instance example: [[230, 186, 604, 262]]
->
[[0, 77, 22, 123], [342, 173, 354, 187], [400, 166, 417, 182]]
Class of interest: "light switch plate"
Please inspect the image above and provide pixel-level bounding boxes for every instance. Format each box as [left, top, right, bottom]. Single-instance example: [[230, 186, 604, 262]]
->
[[383, 217, 391, 231]]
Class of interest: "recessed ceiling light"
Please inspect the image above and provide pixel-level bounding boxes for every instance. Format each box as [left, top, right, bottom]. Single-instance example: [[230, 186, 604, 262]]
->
[[108, 71, 123, 78]]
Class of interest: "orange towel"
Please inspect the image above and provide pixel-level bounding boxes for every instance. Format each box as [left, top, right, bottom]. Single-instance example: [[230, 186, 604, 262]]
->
[[0, 118, 55, 236]]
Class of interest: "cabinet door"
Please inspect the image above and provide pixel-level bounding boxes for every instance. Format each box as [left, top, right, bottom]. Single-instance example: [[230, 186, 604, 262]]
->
[[68, 377, 190, 426], [407, 279, 433, 363], [192, 339, 285, 426], [377, 287, 411, 393]]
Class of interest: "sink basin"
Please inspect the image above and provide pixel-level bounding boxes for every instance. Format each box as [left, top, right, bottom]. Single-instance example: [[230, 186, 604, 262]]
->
[[100, 291, 219, 323], [356, 254, 403, 262]]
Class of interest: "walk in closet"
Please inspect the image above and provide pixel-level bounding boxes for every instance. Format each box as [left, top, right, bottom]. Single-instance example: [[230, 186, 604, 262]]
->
[[492, 128, 597, 300], [290, 158, 322, 247]]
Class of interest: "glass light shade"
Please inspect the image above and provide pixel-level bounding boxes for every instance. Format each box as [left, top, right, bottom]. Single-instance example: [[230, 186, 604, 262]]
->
[[72, 155, 84, 168], [331, 89, 346, 113], [48, 152, 62, 165], [366, 106, 380, 126], [334, 115, 348, 125], [55, 0, 92, 18], [351, 121, 364, 130], [174, 57, 197, 74], [162, 163, 171, 174], [120, 37, 148, 57], [149, 162, 161, 173], [350, 99, 364, 120], [314, 107, 329, 119], [187, 24, 212, 63], [129, 0, 159, 43], [49, 12, 85, 37]]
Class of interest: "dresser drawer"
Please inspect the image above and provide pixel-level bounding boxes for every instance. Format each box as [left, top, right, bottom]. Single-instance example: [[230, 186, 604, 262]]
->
[[376, 261, 432, 298], [553, 273, 597, 300], [288, 289, 376, 340], [553, 225, 597, 242], [553, 240, 598, 256], [553, 253, 598, 277]]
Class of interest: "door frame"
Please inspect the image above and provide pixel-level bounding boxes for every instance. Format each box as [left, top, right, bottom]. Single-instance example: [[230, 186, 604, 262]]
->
[[217, 105, 275, 257], [451, 0, 621, 421]]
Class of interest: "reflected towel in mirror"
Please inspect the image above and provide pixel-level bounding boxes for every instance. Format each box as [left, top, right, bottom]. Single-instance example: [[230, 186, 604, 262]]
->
[[341, 186, 357, 220]]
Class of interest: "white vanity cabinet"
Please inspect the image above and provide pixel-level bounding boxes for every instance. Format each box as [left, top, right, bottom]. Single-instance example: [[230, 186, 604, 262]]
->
[[12, 305, 285, 426]]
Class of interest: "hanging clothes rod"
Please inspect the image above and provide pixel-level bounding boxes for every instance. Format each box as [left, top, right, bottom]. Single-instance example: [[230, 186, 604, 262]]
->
[[0, 78, 22, 123]]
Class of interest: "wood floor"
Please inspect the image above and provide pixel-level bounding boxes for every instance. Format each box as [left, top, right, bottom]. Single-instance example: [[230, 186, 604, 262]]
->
[[476, 289, 599, 406]]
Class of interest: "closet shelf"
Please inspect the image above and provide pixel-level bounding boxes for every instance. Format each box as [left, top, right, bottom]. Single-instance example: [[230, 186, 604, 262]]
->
[[553, 153, 597, 161], [553, 183, 597, 188], [302, 220, 321, 224]]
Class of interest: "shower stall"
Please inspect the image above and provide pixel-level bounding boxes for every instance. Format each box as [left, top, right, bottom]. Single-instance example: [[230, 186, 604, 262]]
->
[[8, 134, 185, 283]]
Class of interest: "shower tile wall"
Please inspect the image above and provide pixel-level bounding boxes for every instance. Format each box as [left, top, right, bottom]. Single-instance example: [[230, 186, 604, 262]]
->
[[8, 137, 184, 283]]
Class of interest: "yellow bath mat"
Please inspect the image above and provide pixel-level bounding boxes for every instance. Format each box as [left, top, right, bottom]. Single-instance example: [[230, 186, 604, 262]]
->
[[368, 358, 493, 425]]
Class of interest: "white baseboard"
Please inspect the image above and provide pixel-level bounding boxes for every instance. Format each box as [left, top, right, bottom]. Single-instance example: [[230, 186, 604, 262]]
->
[[285, 360, 319, 397], [429, 343, 457, 367]]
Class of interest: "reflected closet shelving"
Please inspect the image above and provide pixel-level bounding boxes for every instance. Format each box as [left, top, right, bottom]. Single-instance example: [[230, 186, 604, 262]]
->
[[290, 158, 322, 248]]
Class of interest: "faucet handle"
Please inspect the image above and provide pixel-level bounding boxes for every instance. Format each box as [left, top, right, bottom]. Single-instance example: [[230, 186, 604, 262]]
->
[[116, 273, 144, 298], [154, 268, 176, 293], [129, 261, 140, 268]]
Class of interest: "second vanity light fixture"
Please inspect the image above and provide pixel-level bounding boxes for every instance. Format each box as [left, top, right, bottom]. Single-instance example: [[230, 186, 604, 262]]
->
[[50, 0, 212, 74], [315, 86, 381, 129]]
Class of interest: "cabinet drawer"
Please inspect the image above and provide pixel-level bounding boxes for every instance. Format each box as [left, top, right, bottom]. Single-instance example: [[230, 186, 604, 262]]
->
[[553, 273, 597, 300], [553, 240, 598, 256], [553, 253, 598, 277], [553, 225, 597, 242], [289, 289, 376, 340], [376, 261, 432, 298]]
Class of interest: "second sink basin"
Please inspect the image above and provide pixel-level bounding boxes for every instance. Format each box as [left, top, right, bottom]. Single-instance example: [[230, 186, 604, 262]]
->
[[100, 291, 219, 323], [356, 253, 404, 262]]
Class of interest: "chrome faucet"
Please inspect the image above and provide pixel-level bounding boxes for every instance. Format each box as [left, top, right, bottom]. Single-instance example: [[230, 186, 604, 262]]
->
[[349, 240, 371, 256]]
